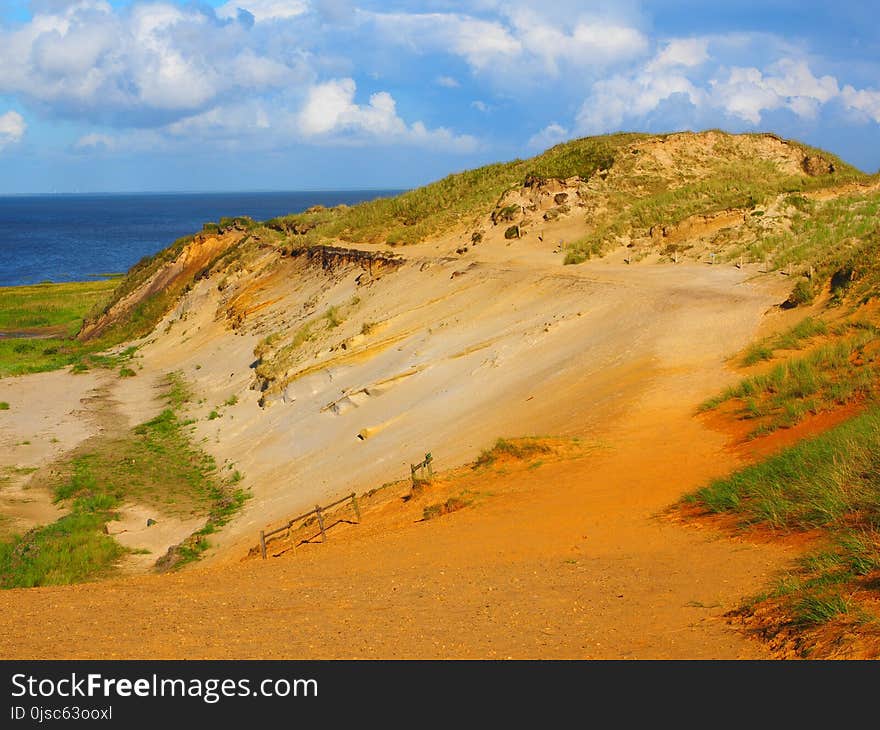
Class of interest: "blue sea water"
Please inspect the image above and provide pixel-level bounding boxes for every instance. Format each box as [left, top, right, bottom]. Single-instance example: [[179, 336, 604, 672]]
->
[[0, 190, 401, 287]]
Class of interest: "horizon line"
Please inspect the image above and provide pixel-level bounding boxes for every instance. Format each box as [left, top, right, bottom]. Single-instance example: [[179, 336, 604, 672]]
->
[[0, 187, 409, 197]]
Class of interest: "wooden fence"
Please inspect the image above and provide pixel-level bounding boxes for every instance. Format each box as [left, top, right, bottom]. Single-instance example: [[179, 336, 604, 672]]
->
[[410, 452, 434, 487], [258, 492, 360, 560]]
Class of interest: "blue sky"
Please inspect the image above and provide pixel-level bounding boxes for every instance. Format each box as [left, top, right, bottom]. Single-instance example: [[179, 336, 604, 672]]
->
[[0, 0, 878, 193]]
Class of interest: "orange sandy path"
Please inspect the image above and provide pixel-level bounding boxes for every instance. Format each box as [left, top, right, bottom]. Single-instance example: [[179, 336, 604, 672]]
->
[[0, 388, 793, 659]]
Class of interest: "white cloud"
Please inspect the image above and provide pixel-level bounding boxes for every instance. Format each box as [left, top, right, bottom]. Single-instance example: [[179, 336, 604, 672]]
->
[[369, 8, 647, 83], [436, 75, 460, 88], [0, 111, 26, 150], [74, 132, 115, 150], [575, 37, 878, 135], [471, 100, 490, 113], [371, 12, 521, 72], [646, 38, 709, 71], [710, 59, 839, 123], [507, 8, 648, 75], [577, 69, 703, 134], [297, 78, 477, 150], [841, 85, 880, 123], [527, 123, 569, 150], [0, 1, 309, 122], [216, 0, 308, 22]]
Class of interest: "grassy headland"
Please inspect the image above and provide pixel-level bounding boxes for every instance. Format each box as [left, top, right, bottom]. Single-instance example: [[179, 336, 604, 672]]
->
[[0, 278, 131, 377]]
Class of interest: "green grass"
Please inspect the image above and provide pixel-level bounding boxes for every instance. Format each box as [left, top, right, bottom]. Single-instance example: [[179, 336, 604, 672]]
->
[[0, 279, 141, 378], [473, 438, 553, 468], [266, 133, 645, 247], [685, 405, 880, 632], [701, 329, 879, 435], [0, 279, 117, 335], [685, 406, 880, 529], [741, 317, 830, 366], [0, 401, 8, 410], [0, 373, 247, 587]]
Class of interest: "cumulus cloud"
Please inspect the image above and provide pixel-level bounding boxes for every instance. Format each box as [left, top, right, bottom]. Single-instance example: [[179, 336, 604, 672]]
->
[[575, 36, 878, 135], [369, 7, 647, 83], [840, 85, 880, 123], [709, 59, 839, 123], [370, 12, 521, 72], [74, 132, 115, 150], [0, 0, 310, 124], [0, 111, 26, 150], [646, 38, 709, 71], [298, 78, 477, 150], [0, 1, 477, 152], [527, 123, 569, 150], [577, 69, 703, 134]]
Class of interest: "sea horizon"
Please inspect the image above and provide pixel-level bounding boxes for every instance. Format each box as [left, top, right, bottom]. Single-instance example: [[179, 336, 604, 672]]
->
[[0, 189, 403, 287], [0, 187, 407, 198]]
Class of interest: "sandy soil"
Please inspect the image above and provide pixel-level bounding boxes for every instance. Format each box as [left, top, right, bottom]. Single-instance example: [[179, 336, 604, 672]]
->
[[131, 253, 792, 563], [0, 370, 103, 537], [0, 251, 799, 658], [0, 375, 794, 659]]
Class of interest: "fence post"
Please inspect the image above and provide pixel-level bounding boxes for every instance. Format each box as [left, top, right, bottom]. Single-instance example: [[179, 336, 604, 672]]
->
[[260, 530, 267, 560], [315, 505, 327, 542], [425, 452, 433, 479], [351, 493, 361, 521]]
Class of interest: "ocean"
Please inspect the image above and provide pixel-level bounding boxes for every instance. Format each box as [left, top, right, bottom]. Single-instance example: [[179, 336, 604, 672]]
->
[[0, 190, 401, 287]]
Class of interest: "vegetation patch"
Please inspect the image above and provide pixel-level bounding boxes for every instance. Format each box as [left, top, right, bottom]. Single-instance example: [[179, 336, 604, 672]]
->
[[701, 324, 879, 437], [741, 317, 830, 366], [0, 279, 137, 377], [0, 373, 247, 587], [473, 438, 553, 469], [265, 133, 645, 247], [422, 496, 471, 521], [684, 406, 880, 653]]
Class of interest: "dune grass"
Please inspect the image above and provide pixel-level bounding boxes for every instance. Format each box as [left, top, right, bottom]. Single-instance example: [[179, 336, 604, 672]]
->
[[0, 279, 138, 378], [701, 327, 880, 436], [0, 279, 117, 335], [473, 438, 553, 468], [267, 133, 646, 247], [741, 317, 830, 366], [0, 372, 247, 587], [685, 406, 880, 631]]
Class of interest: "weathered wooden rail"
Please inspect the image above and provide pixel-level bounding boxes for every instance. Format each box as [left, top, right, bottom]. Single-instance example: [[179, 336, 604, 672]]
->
[[258, 492, 360, 560], [410, 452, 434, 487]]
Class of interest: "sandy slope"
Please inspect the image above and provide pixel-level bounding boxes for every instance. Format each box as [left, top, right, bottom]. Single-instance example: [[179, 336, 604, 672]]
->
[[130, 250, 791, 562], [0, 250, 799, 658], [0, 346, 793, 659]]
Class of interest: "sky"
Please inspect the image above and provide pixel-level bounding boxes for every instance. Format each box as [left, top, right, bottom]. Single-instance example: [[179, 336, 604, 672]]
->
[[0, 0, 878, 193]]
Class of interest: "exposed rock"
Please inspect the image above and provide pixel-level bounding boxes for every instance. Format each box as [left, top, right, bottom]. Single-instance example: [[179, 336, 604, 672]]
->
[[554, 192, 569, 205], [292, 245, 404, 276], [492, 204, 521, 225], [802, 155, 835, 176]]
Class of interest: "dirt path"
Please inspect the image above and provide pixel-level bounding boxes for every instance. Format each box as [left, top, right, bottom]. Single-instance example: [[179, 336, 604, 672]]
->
[[0, 259, 797, 658], [0, 389, 793, 658]]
